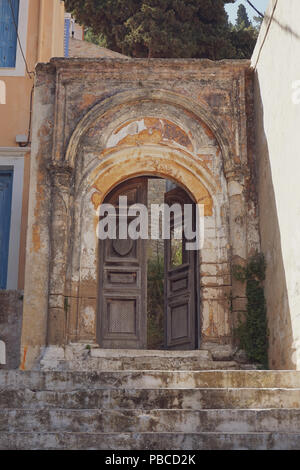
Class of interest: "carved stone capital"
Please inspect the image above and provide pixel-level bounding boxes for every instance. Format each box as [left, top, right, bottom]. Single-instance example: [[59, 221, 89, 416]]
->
[[224, 161, 250, 181], [48, 163, 73, 189]]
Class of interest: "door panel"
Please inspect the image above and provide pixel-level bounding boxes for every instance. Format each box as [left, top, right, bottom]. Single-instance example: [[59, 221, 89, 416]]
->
[[164, 186, 197, 350], [0, 170, 13, 290], [98, 178, 147, 349]]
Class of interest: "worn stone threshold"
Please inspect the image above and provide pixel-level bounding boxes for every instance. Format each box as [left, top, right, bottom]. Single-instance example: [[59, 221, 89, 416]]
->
[[39, 343, 255, 371], [89, 348, 211, 358]]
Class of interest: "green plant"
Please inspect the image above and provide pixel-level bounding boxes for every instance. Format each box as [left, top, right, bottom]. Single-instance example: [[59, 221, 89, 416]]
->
[[64, 297, 69, 314], [233, 253, 268, 369], [84, 28, 107, 48], [147, 254, 164, 349]]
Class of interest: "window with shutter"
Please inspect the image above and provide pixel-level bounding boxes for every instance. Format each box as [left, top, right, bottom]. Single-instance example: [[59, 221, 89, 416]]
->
[[64, 18, 70, 58], [0, 0, 20, 68]]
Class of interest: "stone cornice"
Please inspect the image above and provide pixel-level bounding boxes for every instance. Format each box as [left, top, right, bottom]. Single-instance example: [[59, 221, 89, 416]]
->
[[0, 147, 30, 156]]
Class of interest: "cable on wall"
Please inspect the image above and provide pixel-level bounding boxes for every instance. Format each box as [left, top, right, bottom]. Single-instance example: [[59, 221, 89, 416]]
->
[[8, 0, 35, 79], [252, 0, 279, 70]]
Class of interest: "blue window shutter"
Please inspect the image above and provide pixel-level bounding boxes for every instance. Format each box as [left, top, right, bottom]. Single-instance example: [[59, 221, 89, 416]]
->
[[0, 0, 19, 68], [64, 18, 70, 58], [0, 170, 13, 289]]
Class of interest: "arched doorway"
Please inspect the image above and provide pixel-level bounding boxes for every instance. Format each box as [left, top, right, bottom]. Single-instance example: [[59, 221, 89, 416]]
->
[[97, 176, 200, 350], [20, 63, 260, 371]]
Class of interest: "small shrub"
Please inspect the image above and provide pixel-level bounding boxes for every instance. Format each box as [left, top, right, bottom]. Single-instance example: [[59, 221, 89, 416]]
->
[[233, 253, 269, 369]]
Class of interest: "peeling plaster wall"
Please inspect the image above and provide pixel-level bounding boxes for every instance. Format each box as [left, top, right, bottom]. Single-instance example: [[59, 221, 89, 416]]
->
[[252, 0, 300, 369], [20, 59, 259, 369], [0, 291, 23, 369]]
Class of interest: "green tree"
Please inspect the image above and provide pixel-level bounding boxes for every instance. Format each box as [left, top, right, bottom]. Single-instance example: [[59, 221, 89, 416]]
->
[[236, 3, 251, 29], [230, 26, 258, 58], [253, 15, 263, 31], [65, 0, 237, 59], [84, 28, 107, 47], [229, 3, 258, 59]]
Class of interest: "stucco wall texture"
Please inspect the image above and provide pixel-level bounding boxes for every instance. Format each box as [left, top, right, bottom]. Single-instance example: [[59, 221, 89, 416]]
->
[[0, 291, 23, 369], [252, 0, 300, 369]]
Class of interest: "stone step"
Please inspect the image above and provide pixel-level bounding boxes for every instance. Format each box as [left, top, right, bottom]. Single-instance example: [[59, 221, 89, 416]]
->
[[1, 408, 300, 434], [1, 387, 300, 410], [40, 346, 254, 371], [55, 358, 243, 371], [1, 431, 300, 450], [2, 370, 300, 391]]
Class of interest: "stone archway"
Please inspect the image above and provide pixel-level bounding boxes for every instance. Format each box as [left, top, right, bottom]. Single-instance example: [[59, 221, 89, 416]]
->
[[20, 59, 260, 369], [88, 145, 215, 213], [63, 145, 219, 348]]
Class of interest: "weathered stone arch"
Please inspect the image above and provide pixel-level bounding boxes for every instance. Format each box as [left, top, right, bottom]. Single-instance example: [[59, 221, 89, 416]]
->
[[60, 95, 236, 348], [65, 89, 234, 173], [66, 140, 231, 346], [80, 146, 216, 215]]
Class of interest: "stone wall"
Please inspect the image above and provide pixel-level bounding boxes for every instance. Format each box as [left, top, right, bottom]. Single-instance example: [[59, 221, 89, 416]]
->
[[0, 291, 23, 369], [252, 0, 300, 369]]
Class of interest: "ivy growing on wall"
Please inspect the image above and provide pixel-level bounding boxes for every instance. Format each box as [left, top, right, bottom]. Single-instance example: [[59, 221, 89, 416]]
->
[[232, 253, 269, 369]]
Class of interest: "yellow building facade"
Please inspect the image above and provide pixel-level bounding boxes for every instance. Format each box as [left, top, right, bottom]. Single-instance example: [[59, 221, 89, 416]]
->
[[0, 0, 65, 290]]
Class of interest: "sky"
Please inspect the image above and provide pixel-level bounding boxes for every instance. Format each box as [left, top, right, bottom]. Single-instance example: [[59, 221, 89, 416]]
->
[[225, 0, 270, 24]]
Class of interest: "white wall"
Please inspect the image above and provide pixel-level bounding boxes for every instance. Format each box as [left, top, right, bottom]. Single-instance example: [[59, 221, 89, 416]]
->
[[252, 0, 300, 369]]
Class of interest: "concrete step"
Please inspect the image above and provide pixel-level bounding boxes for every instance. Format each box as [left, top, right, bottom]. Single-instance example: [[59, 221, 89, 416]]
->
[[1, 431, 300, 450], [1, 387, 300, 410], [2, 370, 300, 391], [1, 408, 300, 433]]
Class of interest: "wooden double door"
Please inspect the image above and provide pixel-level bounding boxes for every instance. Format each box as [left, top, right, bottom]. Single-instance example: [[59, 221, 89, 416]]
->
[[98, 177, 199, 350]]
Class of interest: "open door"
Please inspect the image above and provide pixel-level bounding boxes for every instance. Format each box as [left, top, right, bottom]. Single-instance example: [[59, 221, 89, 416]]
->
[[98, 177, 148, 349], [164, 186, 197, 350]]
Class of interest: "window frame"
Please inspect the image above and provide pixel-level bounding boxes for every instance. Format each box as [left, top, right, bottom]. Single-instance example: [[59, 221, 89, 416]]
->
[[0, 149, 26, 289], [0, 0, 29, 77]]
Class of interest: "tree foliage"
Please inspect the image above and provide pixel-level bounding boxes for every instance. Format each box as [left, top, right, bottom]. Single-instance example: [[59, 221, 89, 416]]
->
[[65, 0, 239, 59], [229, 2, 259, 59], [236, 3, 251, 29], [65, 0, 260, 59], [230, 26, 257, 59], [84, 28, 107, 47]]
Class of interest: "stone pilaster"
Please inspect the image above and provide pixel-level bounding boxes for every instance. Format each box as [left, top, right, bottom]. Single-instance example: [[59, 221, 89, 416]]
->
[[47, 163, 73, 345]]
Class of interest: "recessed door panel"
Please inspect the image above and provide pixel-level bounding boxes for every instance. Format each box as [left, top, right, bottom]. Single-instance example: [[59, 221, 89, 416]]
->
[[107, 297, 137, 335]]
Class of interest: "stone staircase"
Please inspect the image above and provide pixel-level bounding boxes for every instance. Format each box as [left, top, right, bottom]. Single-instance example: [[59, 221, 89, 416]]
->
[[1, 368, 300, 449]]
